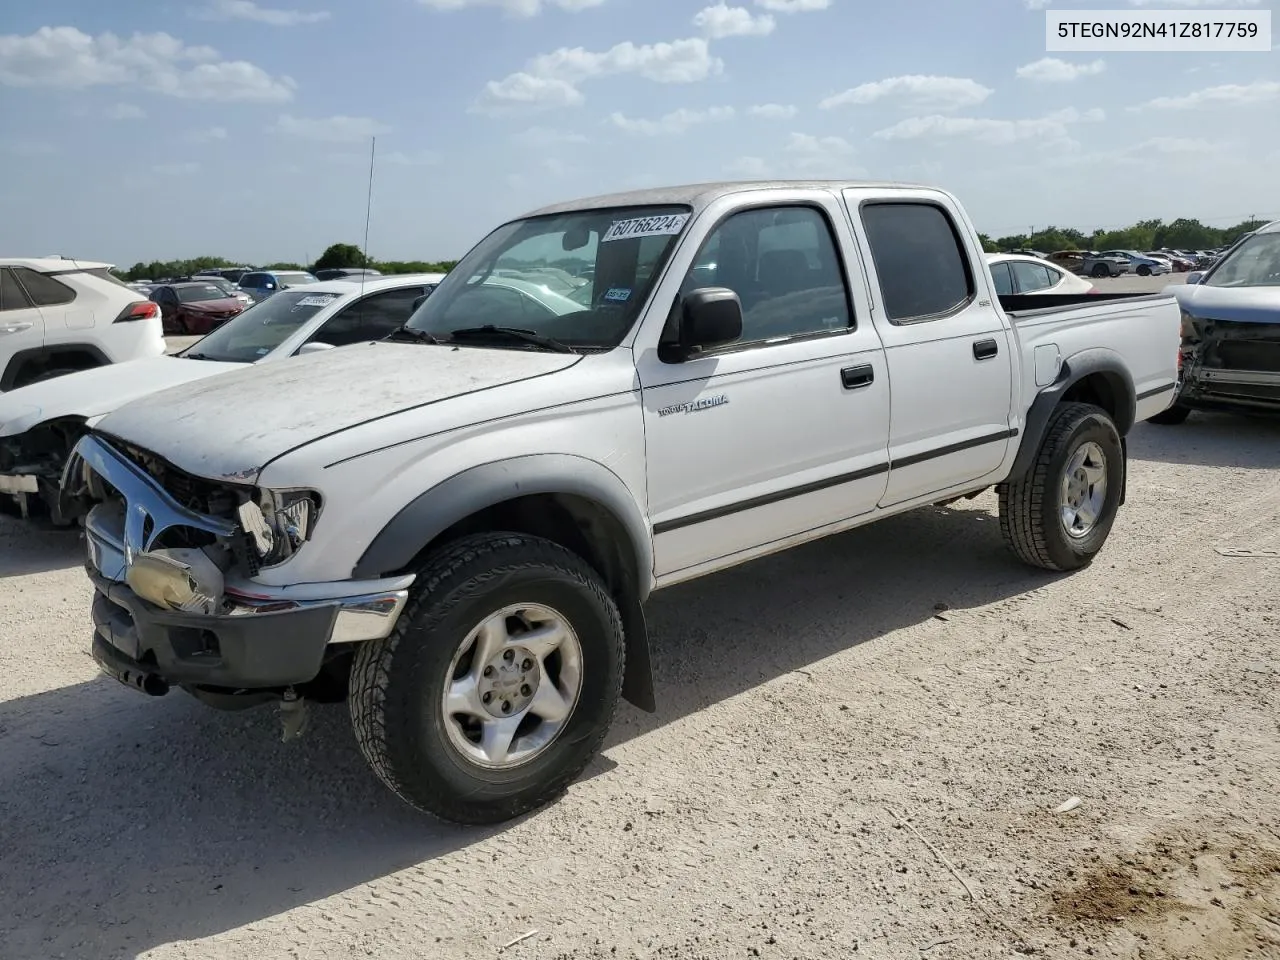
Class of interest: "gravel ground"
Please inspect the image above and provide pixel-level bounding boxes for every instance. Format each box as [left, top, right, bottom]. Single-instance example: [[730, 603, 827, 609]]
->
[[5, 297, 1279, 960]]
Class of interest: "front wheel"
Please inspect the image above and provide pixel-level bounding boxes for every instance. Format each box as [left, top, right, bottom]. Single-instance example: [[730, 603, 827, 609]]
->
[[349, 532, 625, 825], [1137, 265, 1152, 277], [998, 402, 1124, 572]]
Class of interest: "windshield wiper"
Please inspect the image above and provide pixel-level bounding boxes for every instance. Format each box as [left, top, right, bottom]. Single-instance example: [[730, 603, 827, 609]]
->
[[447, 325, 578, 354], [386, 325, 446, 344], [181, 352, 218, 361]]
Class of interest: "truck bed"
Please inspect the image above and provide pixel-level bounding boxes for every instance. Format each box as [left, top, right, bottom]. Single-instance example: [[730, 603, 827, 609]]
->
[[998, 291, 1173, 318]]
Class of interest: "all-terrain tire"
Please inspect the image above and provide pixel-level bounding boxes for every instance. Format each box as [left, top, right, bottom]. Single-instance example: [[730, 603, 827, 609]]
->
[[998, 402, 1124, 572], [1146, 402, 1191, 425], [349, 532, 625, 825]]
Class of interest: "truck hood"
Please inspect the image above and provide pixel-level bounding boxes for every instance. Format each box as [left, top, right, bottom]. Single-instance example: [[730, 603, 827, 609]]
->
[[93, 341, 582, 482], [1169, 283, 1280, 325], [0, 354, 240, 438]]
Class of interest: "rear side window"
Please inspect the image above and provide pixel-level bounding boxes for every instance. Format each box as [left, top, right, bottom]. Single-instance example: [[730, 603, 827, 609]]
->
[[13, 267, 76, 306], [1010, 260, 1054, 292], [860, 202, 973, 323], [0, 268, 35, 311], [78, 267, 133, 289]]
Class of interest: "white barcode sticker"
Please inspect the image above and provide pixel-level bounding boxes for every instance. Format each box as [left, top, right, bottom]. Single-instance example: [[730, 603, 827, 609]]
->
[[602, 213, 690, 243]]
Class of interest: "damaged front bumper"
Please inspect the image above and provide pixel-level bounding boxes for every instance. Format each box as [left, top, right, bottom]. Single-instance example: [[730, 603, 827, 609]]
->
[[66, 434, 412, 699], [1177, 314, 1280, 414]]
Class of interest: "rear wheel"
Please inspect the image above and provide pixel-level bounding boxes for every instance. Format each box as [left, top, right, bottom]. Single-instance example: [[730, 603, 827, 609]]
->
[[998, 402, 1124, 572], [349, 532, 625, 824], [1136, 265, 1152, 277], [1091, 263, 1109, 278]]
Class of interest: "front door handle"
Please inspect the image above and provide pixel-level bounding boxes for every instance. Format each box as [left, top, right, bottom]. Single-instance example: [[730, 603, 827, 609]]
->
[[841, 364, 874, 389], [973, 338, 999, 361], [0, 322, 34, 335]]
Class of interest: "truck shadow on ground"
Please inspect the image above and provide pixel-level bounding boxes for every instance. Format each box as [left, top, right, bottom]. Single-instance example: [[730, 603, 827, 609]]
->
[[0, 513, 82, 579], [1128, 412, 1280, 470], [0, 501, 1059, 959]]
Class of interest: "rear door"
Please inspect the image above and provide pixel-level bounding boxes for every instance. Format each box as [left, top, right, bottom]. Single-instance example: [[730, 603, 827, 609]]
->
[[842, 190, 1016, 508], [0, 267, 46, 390], [11, 268, 89, 352]]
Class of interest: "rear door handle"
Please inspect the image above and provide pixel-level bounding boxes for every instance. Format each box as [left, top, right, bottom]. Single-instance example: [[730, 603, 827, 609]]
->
[[973, 338, 999, 361], [841, 364, 874, 389], [0, 322, 34, 335]]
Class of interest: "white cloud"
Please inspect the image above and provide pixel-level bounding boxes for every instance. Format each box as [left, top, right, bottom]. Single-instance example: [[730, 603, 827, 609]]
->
[[1138, 81, 1280, 110], [694, 4, 775, 38], [1126, 0, 1259, 6], [1016, 57, 1105, 82], [106, 102, 145, 120], [154, 161, 200, 175], [185, 125, 228, 142], [194, 0, 331, 25], [477, 38, 722, 111], [1025, 0, 1052, 8], [873, 107, 1102, 145], [784, 132, 866, 176], [417, 0, 605, 14], [749, 102, 797, 119], [271, 113, 391, 142], [1139, 136, 1219, 154], [821, 75, 993, 111], [0, 140, 58, 157], [608, 105, 734, 135], [513, 126, 589, 146], [755, 0, 829, 10], [0, 26, 295, 101], [383, 149, 441, 166]]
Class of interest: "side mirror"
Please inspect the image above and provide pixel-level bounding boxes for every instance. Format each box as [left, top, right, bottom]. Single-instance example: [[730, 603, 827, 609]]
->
[[1185, 271, 1204, 285], [411, 294, 428, 312], [298, 341, 334, 355], [673, 287, 742, 358]]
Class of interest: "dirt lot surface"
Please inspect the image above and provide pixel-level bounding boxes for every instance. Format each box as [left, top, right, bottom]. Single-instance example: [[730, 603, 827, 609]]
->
[[3, 412, 1278, 960]]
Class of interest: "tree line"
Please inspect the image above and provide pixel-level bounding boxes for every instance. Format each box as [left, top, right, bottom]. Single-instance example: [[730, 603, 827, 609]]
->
[[976, 216, 1268, 256], [116, 243, 458, 282], [116, 215, 1270, 282]]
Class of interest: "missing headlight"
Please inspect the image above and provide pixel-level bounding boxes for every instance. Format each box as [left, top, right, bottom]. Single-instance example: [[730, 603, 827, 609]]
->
[[237, 489, 321, 568]]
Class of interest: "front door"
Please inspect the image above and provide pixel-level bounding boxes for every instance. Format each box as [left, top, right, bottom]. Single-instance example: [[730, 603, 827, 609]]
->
[[843, 191, 1016, 508], [0, 267, 46, 391], [636, 197, 891, 580]]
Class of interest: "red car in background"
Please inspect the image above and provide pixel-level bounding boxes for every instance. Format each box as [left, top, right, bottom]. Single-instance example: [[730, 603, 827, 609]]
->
[[149, 281, 246, 335]]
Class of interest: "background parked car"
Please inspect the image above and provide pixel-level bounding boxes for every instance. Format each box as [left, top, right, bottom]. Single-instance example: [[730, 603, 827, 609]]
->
[[986, 253, 1098, 296], [1098, 250, 1170, 277], [148, 281, 246, 335], [237, 269, 319, 300], [0, 272, 446, 521], [0, 257, 164, 394]]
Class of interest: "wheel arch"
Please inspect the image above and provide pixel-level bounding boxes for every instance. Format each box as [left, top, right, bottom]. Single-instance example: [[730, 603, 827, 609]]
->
[[1, 344, 110, 392], [351, 454, 656, 712], [1006, 348, 1135, 485]]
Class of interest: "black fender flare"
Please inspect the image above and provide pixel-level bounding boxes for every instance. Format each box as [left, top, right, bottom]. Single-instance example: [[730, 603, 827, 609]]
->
[[351, 453, 656, 713], [0, 344, 110, 392], [1006, 347, 1136, 485]]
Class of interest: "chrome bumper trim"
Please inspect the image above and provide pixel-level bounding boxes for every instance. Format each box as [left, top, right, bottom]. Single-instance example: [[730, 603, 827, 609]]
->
[[224, 589, 410, 644]]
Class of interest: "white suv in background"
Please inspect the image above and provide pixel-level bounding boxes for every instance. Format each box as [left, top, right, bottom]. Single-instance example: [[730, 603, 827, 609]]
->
[[0, 258, 165, 393]]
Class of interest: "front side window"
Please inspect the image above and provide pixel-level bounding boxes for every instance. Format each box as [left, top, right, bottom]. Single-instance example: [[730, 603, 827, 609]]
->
[[309, 287, 425, 347], [180, 289, 345, 363], [674, 205, 852, 347], [860, 202, 973, 322], [406, 205, 690, 351], [1205, 233, 1280, 288], [13, 268, 76, 307]]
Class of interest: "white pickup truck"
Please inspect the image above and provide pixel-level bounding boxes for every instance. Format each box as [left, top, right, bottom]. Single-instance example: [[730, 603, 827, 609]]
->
[[62, 180, 1181, 825]]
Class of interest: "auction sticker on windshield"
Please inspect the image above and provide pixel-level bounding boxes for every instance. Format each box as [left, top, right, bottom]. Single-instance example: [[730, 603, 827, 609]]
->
[[602, 213, 690, 243], [295, 294, 340, 308]]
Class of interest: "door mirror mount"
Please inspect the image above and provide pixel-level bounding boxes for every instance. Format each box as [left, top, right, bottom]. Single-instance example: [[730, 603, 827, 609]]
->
[[1186, 271, 1204, 285], [298, 341, 334, 355]]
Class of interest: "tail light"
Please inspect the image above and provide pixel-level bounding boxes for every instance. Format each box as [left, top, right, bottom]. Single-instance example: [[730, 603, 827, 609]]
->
[[114, 300, 161, 323], [1086, 285, 1100, 294]]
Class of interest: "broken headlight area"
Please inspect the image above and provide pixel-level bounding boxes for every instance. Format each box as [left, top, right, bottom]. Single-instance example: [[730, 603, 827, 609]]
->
[[236, 488, 322, 572]]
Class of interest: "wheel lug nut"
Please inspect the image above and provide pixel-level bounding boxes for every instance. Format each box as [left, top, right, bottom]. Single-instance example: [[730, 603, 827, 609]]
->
[[520, 684, 531, 696], [482, 692, 492, 704], [522, 658, 533, 671], [483, 665, 494, 677], [503, 650, 514, 662], [501, 701, 511, 714]]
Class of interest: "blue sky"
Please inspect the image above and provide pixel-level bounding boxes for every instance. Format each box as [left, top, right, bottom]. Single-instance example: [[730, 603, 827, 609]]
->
[[1, 0, 1277, 265]]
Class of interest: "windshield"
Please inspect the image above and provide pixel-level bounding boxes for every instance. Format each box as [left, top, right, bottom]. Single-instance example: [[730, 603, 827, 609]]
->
[[176, 283, 229, 303], [405, 205, 691, 350], [1204, 233, 1280, 288], [276, 272, 318, 287], [178, 289, 344, 362]]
